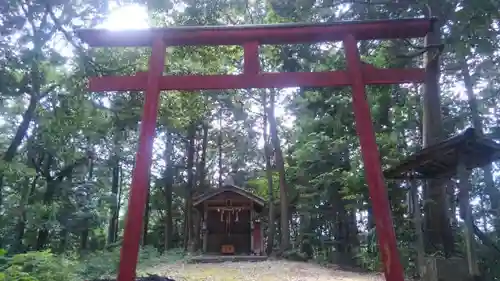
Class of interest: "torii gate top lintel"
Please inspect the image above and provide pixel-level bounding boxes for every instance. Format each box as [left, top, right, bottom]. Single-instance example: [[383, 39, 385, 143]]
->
[[76, 18, 434, 92], [77, 17, 436, 281], [76, 17, 435, 47]]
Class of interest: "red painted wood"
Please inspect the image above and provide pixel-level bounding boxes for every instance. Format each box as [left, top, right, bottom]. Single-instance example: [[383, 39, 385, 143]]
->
[[243, 41, 260, 75], [76, 18, 433, 47], [88, 68, 424, 92], [343, 34, 404, 281], [116, 38, 165, 281], [253, 222, 261, 254]]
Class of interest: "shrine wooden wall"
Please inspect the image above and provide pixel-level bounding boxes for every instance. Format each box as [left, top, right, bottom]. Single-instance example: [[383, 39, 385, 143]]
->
[[203, 191, 254, 254]]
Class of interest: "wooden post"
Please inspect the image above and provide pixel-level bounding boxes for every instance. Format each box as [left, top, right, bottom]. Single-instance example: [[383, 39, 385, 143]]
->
[[203, 202, 208, 253], [457, 160, 480, 278], [343, 34, 405, 281], [117, 37, 165, 281], [260, 220, 264, 256], [250, 209, 254, 254]]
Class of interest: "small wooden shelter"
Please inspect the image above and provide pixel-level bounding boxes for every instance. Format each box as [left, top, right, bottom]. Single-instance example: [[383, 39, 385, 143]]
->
[[384, 127, 500, 180], [384, 127, 500, 281], [193, 185, 265, 255]]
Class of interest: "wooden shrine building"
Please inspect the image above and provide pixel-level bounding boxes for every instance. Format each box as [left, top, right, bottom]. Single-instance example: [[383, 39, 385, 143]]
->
[[193, 185, 266, 255]]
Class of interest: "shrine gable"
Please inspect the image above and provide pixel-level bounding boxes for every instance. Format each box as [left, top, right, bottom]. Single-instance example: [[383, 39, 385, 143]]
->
[[193, 185, 265, 208]]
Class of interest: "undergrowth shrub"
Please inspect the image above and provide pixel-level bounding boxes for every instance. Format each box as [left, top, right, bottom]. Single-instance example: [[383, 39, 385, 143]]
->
[[77, 247, 122, 280], [0, 250, 78, 281], [78, 246, 186, 280], [281, 249, 309, 262], [0, 247, 186, 281], [136, 248, 186, 276]]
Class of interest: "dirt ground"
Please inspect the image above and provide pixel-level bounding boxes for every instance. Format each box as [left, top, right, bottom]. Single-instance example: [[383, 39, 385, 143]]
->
[[145, 260, 384, 281]]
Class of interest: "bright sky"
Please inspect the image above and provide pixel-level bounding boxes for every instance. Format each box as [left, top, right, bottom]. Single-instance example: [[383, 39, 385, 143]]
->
[[97, 3, 150, 30]]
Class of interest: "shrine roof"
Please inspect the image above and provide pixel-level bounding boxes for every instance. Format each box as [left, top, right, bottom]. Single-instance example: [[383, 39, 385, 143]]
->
[[384, 127, 500, 180], [193, 185, 265, 207], [75, 18, 435, 47]]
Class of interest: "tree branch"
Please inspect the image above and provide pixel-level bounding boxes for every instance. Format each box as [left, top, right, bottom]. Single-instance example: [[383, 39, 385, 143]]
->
[[325, 0, 430, 22], [44, 4, 109, 75]]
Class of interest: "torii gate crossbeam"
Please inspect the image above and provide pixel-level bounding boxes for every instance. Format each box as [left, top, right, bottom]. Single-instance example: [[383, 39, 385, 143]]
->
[[76, 17, 435, 281]]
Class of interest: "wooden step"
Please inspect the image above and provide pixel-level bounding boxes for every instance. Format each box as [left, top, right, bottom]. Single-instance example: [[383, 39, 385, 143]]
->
[[187, 255, 268, 264]]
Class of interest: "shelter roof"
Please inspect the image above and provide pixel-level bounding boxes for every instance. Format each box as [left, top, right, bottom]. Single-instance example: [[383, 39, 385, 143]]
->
[[384, 127, 500, 179], [193, 185, 265, 207]]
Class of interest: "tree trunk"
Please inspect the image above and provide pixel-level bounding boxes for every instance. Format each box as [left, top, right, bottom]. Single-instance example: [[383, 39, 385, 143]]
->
[[347, 209, 359, 249], [36, 188, 53, 249], [184, 124, 196, 251], [13, 174, 38, 253], [164, 132, 174, 251], [460, 56, 500, 233], [107, 152, 120, 244], [262, 91, 275, 255], [0, 13, 57, 248], [36, 154, 91, 250], [36, 153, 55, 250], [194, 122, 207, 248], [267, 90, 290, 250], [80, 152, 94, 252], [410, 180, 426, 277], [115, 166, 123, 242], [0, 27, 49, 211], [421, 6, 454, 256], [218, 108, 223, 188], [80, 229, 89, 252], [197, 122, 209, 191], [331, 183, 356, 264], [0, 93, 39, 213], [59, 229, 68, 253]]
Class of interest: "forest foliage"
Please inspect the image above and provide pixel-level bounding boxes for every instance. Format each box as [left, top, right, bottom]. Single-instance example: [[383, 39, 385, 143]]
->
[[1, 0, 500, 280]]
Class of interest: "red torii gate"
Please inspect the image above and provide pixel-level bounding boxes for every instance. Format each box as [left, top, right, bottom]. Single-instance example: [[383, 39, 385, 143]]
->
[[76, 18, 434, 281]]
